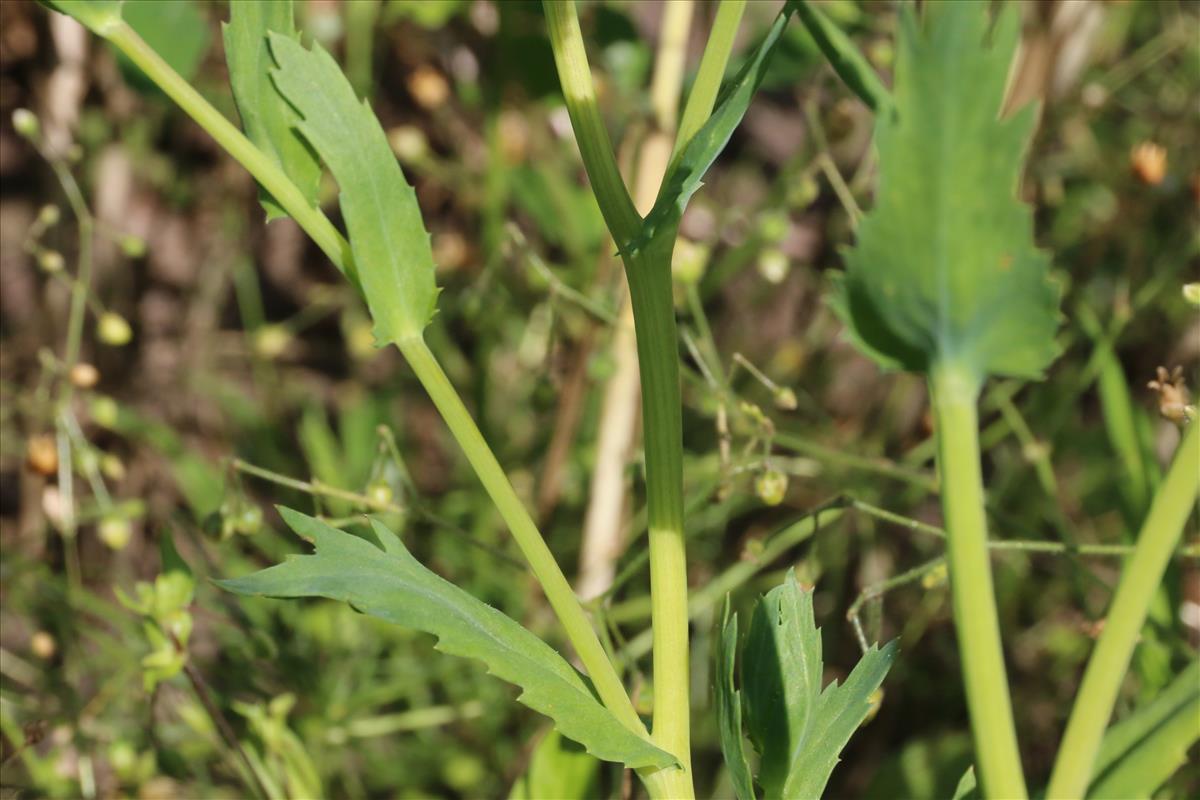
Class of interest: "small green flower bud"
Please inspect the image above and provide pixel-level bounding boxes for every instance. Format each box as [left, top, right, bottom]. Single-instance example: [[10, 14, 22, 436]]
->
[[38, 204, 61, 226], [774, 387, 798, 411], [755, 469, 788, 506], [254, 324, 291, 359], [789, 174, 820, 210], [98, 516, 132, 550], [89, 395, 120, 428], [1184, 283, 1200, 307], [38, 250, 64, 273], [237, 505, 263, 535], [758, 210, 790, 243], [757, 248, 789, 284], [367, 482, 394, 507], [97, 312, 133, 346], [12, 108, 39, 140], [120, 235, 146, 258]]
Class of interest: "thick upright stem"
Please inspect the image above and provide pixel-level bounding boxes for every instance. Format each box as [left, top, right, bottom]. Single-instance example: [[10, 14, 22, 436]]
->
[[1046, 420, 1199, 799], [625, 236, 693, 798], [930, 363, 1027, 800]]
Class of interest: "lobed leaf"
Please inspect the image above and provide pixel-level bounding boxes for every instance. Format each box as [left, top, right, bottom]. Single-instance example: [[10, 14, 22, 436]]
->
[[715, 598, 756, 800], [218, 509, 675, 771], [266, 34, 438, 343], [742, 571, 896, 798], [831, 3, 1061, 381], [628, 4, 794, 254], [223, 0, 322, 222]]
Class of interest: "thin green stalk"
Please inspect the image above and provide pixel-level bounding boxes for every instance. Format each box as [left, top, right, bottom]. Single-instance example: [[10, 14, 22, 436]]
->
[[543, 0, 641, 246], [930, 362, 1027, 800], [103, 21, 355, 282], [673, 0, 746, 160], [1046, 420, 1200, 800]]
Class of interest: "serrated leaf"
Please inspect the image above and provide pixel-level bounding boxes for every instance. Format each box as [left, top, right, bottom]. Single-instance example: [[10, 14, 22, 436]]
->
[[628, 4, 794, 254], [218, 509, 675, 770], [267, 34, 438, 343], [223, 0, 322, 222], [832, 3, 1061, 381], [39, 0, 124, 36], [715, 597, 756, 800], [743, 571, 896, 799]]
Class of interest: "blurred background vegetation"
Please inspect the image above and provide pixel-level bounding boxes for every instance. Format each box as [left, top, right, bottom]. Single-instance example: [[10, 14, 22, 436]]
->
[[0, 0, 1197, 798]]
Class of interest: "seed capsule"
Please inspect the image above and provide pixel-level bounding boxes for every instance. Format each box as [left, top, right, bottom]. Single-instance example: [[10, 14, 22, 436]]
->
[[98, 516, 132, 550], [12, 108, 39, 140], [69, 362, 100, 388], [26, 434, 58, 476], [38, 250, 64, 273], [96, 312, 132, 346], [755, 469, 788, 506], [1130, 142, 1167, 186]]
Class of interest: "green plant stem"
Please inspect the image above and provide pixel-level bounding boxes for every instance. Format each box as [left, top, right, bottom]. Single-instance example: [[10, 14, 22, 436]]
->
[[1045, 420, 1200, 800], [102, 12, 653, 762], [395, 336, 647, 739], [544, 4, 695, 795], [542, 0, 641, 246], [930, 362, 1027, 800], [624, 236, 693, 798], [673, 0, 746, 160], [103, 21, 356, 283]]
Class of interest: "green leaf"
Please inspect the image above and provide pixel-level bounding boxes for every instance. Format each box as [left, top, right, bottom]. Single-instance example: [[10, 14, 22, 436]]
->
[[508, 728, 600, 800], [218, 508, 675, 770], [118, 0, 210, 88], [793, 0, 890, 111], [951, 767, 978, 800], [1086, 662, 1200, 799], [266, 34, 438, 342], [743, 571, 896, 798], [629, 4, 794, 254], [715, 598, 757, 800], [832, 3, 1061, 381], [38, 0, 124, 36], [223, 0, 322, 222]]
